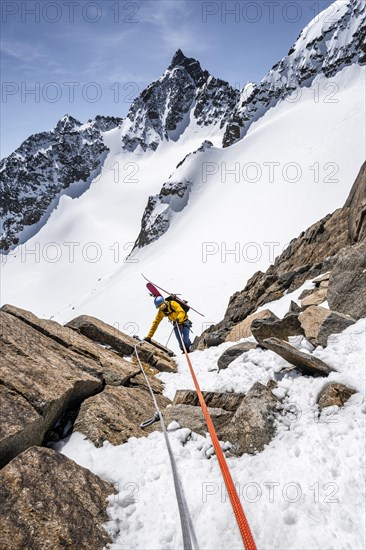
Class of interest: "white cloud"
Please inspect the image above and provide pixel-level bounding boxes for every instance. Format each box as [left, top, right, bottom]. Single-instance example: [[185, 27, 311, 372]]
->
[[1, 39, 45, 62], [138, 0, 210, 54]]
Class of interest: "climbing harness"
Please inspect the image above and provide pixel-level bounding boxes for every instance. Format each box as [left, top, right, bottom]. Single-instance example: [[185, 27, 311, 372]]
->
[[133, 345, 197, 550], [175, 323, 257, 550]]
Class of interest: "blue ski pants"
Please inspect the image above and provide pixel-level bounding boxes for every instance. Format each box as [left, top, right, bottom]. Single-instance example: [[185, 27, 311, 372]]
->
[[174, 321, 192, 351]]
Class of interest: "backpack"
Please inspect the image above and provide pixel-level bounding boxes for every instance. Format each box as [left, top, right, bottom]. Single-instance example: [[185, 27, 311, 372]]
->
[[165, 295, 190, 314]]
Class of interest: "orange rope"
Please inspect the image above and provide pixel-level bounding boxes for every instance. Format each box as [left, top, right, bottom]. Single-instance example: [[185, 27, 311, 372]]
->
[[176, 325, 257, 550]]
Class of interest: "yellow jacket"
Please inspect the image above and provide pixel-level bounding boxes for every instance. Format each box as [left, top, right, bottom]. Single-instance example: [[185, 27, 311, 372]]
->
[[147, 300, 188, 339]]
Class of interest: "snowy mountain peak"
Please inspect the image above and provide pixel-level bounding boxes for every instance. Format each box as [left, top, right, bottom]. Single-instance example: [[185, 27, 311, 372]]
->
[[223, 0, 366, 147], [0, 114, 122, 250], [121, 52, 239, 152]]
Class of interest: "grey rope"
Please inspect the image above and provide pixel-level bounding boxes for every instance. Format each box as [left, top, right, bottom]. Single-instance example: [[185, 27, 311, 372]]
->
[[134, 345, 197, 550], [165, 326, 175, 348]]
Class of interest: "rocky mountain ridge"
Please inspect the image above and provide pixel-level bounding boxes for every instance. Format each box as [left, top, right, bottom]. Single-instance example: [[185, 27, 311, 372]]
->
[[223, 0, 366, 146], [0, 115, 122, 251], [1, 1, 364, 252], [195, 161, 366, 348], [132, 140, 213, 250]]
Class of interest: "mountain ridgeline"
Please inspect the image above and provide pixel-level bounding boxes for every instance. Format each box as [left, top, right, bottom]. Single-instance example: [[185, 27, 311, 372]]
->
[[0, 116, 122, 250], [0, 0, 365, 251], [223, 0, 366, 146]]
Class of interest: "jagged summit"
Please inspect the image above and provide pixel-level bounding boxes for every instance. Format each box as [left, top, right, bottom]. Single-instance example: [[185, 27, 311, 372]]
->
[[168, 49, 208, 84], [121, 50, 238, 152], [54, 114, 82, 133], [168, 48, 187, 67]]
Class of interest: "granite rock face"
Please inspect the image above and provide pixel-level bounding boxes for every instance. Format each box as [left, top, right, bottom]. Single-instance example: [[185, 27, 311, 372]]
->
[[0, 305, 170, 467], [73, 385, 171, 446], [196, 158, 366, 348], [0, 446, 114, 549], [0, 310, 102, 467], [327, 243, 366, 320], [0, 385, 44, 469], [345, 161, 366, 243], [1, 304, 140, 385]]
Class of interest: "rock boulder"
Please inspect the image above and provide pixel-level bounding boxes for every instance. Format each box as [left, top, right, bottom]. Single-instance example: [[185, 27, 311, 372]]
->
[[66, 315, 177, 372], [163, 404, 231, 436], [251, 313, 304, 345], [217, 342, 257, 370], [173, 389, 245, 412], [262, 337, 334, 376], [225, 309, 276, 342], [317, 311, 356, 347], [300, 287, 328, 308], [317, 382, 357, 411], [299, 306, 356, 346], [0, 446, 114, 549], [224, 382, 279, 455], [74, 386, 171, 446]]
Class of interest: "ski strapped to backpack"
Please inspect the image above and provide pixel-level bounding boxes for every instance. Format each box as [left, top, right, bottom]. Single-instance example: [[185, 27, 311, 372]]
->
[[143, 274, 204, 317]]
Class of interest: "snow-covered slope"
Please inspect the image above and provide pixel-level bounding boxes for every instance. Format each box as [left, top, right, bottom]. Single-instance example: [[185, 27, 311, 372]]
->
[[1, 63, 365, 353], [223, 0, 366, 146]]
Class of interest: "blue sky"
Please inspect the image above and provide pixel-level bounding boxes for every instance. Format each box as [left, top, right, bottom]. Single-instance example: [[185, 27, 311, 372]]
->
[[1, 0, 335, 157]]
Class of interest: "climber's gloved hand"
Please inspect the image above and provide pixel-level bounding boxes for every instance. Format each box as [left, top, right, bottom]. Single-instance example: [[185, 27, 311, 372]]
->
[[144, 337, 151, 343]]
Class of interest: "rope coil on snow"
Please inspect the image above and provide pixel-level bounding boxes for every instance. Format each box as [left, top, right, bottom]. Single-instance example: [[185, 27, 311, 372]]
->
[[133, 345, 197, 550], [175, 323, 257, 550]]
